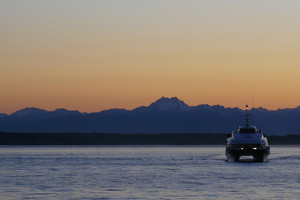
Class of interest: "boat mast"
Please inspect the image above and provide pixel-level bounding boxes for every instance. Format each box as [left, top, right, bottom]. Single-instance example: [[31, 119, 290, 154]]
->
[[244, 105, 250, 127]]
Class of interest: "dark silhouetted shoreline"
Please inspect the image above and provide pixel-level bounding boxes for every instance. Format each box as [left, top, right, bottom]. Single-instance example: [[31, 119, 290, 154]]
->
[[1, 132, 300, 145]]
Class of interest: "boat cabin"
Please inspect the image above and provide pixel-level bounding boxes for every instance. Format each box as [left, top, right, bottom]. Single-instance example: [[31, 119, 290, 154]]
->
[[238, 126, 257, 133]]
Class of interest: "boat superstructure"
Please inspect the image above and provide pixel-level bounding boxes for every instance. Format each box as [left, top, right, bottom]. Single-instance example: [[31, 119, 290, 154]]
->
[[225, 105, 270, 162]]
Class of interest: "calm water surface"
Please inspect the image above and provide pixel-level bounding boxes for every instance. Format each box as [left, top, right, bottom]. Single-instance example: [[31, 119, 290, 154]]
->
[[1, 145, 300, 199]]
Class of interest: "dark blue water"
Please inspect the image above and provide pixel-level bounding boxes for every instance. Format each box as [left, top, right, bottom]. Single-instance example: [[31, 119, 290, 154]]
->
[[1, 146, 300, 199]]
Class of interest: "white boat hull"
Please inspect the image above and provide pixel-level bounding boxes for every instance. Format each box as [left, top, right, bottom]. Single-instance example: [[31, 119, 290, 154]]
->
[[226, 144, 270, 162]]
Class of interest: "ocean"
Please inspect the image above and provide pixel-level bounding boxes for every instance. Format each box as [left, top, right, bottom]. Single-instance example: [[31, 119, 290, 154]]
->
[[1, 145, 300, 199]]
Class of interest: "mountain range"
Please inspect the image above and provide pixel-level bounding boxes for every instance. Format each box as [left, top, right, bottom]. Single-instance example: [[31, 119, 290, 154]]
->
[[1, 97, 300, 135]]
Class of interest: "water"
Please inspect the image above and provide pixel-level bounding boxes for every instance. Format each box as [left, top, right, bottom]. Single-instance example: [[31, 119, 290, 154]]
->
[[1, 145, 300, 200]]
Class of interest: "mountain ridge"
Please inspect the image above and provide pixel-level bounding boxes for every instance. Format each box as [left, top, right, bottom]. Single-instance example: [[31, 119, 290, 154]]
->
[[1, 97, 300, 135]]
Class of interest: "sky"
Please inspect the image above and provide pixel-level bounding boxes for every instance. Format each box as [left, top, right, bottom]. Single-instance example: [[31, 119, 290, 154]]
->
[[1, 0, 300, 114]]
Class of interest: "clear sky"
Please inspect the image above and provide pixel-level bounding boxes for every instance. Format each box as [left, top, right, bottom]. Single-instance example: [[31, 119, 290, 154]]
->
[[1, 0, 300, 114]]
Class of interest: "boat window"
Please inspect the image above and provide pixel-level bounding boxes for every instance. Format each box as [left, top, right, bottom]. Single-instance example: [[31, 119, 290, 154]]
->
[[239, 128, 256, 133]]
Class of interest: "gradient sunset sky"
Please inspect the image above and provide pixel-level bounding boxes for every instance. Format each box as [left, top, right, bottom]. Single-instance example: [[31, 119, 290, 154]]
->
[[1, 1, 300, 114]]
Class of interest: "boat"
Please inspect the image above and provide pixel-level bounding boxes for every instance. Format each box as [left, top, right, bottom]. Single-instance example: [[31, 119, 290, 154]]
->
[[225, 105, 270, 162]]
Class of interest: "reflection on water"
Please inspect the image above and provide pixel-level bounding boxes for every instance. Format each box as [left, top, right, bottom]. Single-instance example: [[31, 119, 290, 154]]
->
[[1, 145, 300, 199]]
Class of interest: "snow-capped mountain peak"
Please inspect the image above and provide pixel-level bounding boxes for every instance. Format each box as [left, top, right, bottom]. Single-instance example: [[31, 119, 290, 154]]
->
[[149, 97, 190, 111]]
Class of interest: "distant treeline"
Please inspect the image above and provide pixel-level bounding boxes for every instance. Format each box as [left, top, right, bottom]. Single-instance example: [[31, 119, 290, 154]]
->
[[0, 132, 299, 145]]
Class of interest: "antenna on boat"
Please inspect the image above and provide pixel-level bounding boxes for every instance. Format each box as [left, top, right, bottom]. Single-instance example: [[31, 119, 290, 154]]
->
[[252, 92, 255, 125], [245, 105, 250, 127]]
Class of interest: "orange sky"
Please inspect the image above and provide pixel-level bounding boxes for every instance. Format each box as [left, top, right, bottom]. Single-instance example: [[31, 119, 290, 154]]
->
[[1, 1, 300, 114]]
